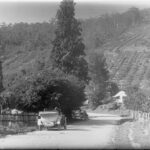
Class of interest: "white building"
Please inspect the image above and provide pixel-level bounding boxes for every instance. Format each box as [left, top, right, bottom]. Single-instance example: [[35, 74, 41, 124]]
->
[[113, 91, 127, 104]]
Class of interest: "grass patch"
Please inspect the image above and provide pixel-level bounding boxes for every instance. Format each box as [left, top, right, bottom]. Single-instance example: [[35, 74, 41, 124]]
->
[[0, 124, 38, 137]]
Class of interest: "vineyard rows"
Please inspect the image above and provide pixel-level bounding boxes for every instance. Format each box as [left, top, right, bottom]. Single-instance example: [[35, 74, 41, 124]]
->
[[104, 24, 150, 89], [106, 51, 150, 89]]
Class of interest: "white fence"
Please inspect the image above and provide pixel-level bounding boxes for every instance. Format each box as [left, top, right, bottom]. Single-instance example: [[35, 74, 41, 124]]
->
[[127, 110, 150, 121]]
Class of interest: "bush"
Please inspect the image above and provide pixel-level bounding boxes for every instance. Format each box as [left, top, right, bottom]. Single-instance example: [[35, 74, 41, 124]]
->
[[86, 52, 110, 108], [124, 86, 150, 112], [8, 69, 86, 119]]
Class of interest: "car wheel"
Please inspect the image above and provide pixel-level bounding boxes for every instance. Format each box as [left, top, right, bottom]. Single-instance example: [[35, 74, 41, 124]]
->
[[64, 125, 67, 130], [39, 125, 43, 131], [57, 124, 61, 130]]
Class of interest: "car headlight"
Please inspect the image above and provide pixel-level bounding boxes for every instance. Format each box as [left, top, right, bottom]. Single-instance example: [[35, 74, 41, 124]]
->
[[57, 121, 60, 124]]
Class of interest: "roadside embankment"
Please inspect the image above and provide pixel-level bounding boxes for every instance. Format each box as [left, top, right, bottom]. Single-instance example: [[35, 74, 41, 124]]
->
[[0, 124, 37, 137], [130, 120, 150, 148], [88, 106, 150, 149], [113, 119, 150, 149]]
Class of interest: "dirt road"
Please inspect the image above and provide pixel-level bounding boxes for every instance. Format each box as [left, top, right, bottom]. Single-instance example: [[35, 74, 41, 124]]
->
[[0, 113, 124, 149]]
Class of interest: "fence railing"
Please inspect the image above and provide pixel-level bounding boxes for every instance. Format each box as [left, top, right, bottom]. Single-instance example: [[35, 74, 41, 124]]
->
[[0, 113, 38, 123], [127, 110, 150, 121]]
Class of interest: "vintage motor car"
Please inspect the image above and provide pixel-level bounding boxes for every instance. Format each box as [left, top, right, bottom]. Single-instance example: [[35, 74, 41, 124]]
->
[[37, 111, 67, 130], [72, 109, 88, 120]]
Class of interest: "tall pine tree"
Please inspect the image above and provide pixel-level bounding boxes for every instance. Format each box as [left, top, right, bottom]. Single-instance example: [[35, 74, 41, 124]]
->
[[51, 0, 89, 83], [86, 52, 110, 108]]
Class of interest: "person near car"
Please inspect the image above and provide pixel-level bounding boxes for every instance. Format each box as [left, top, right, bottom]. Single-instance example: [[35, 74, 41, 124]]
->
[[37, 115, 43, 130]]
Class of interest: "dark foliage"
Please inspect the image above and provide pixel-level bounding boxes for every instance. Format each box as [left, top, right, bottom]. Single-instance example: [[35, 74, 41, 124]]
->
[[51, 0, 89, 83], [4, 69, 86, 119], [108, 82, 119, 96], [82, 7, 143, 50], [86, 52, 110, 108], [124, 86, 150, 112], [0, 5, 144, 115]]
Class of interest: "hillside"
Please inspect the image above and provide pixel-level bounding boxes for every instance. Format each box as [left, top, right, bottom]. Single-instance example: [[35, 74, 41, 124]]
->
[[0, 6, 148, 92], [105, 23, 150, 92], [0, 23, 54, 90]]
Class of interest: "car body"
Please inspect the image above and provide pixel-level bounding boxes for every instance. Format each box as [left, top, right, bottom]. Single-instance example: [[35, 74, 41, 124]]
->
[[72, 109, 88, 120], [37, 111, 67, 130]]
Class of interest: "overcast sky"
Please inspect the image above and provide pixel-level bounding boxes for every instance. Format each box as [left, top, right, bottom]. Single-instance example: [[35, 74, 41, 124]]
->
[[0, 0, 149, 24]]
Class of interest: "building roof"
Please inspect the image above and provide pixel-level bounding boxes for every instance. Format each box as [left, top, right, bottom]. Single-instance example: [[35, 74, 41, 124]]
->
[[113, 91, 127, 97]]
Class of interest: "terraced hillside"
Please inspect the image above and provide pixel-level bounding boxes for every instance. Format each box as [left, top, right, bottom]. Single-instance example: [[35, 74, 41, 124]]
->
[[2, 23, 150, 91], [0, 7, 149, 92], [2, 46, 52, 89], [105, 23, 150, 91]]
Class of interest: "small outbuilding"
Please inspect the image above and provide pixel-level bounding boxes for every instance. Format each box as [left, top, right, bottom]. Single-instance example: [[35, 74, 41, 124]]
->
[[113, 91, 127, 105]]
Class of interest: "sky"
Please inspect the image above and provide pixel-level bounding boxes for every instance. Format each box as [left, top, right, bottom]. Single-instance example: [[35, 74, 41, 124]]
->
[[0, 0, 149, 24]]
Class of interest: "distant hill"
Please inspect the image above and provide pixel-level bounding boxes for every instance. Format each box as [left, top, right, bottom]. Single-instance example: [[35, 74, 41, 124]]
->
[[104, 19, 150, 92], [0, 6, 149, 92]]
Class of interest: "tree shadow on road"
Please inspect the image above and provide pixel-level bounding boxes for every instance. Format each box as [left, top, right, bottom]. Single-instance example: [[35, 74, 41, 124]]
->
[[118, 118, 134, 124], [90, 115, 119, 118], [64, 128, 89, 131], [46, 128, 89, 131], [71, 117, 134, 127]]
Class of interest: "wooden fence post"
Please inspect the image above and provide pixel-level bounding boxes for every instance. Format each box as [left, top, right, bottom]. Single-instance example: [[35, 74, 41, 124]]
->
[[132, 110, 134, 119], [134, 110, 136, 120], [135, 111, 138, 120], [144, 112, 146, 120], [149, 113, 150, 120], [138, 111, 140, 120], [135, 111, 137, 120], [133, 110, 136, 119], [0, 113, 37, 126], [131, 110, 133, 118]]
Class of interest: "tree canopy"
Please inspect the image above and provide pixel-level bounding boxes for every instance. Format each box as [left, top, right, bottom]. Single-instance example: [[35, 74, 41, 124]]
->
[[51, 0, 89, 83], [5, 69, 85, 118], [86, 52, 110, 108]]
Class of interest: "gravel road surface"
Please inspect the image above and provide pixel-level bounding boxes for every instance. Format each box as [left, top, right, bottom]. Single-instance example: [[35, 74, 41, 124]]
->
[[0, 112, 123, 149]]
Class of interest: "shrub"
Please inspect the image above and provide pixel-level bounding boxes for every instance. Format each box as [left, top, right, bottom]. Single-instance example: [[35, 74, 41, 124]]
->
[[8, 69, 86, 119], [86, 52, 110, 108], [124, 86, 150, 112]]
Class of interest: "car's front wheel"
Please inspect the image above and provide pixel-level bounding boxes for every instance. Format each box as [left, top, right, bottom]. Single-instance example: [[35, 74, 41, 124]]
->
[[64, 124, 67, 130], [39, 125, 43, 131], [57, 124, 61, 130]]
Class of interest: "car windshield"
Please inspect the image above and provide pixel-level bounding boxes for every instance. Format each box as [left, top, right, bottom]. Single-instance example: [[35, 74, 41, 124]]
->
[[39, 111, 59, 121]]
